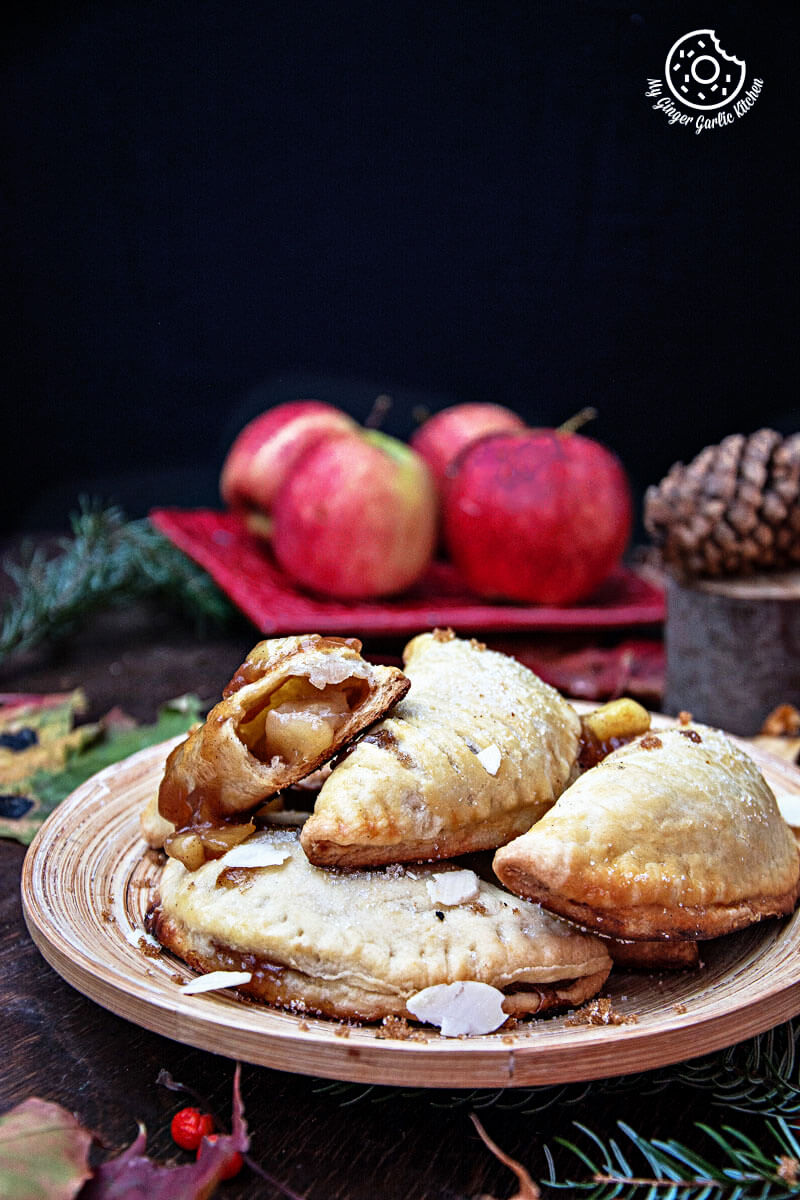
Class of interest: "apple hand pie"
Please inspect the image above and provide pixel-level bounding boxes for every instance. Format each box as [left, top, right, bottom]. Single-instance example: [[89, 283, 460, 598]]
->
[[147, 828, 612, 1022], [157, 635, 409, 870], [300, 629, 582, 867], [494, 723, 800, 941]]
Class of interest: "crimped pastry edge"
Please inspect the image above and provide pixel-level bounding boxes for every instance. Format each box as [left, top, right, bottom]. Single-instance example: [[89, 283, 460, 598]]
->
[[300, 806, 550, 868], [147, 905, 611, 1024], [493, 860, 800, 941]]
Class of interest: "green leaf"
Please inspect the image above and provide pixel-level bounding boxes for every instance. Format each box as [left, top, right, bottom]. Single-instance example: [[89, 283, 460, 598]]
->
[[0, 1098, 92, 1200], [0, 696, 202, 844]]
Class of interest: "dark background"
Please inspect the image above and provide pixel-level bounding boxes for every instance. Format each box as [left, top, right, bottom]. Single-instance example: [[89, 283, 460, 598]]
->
[[2, 0, 797, 534]]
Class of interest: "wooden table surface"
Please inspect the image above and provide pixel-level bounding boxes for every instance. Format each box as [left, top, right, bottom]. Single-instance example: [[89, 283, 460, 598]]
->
[[0, 598, 778, 1198]]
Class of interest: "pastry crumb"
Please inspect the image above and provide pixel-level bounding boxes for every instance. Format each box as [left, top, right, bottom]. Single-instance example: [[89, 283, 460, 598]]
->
[[761, 704, 800, 737], [297, 1020, 310, 1032], [639, 734, 663, 750], [566, 998, 638, 1027], [678, 729, 703, 743], [334, 1024, 351, 1038], [375, 1016, 428, 1041], [138, 935, 162, 958], [432, 627, 456, 642], [469, 638, 487, 651], [678, 710, 693, 726], [674, 1003, 688, 1014]]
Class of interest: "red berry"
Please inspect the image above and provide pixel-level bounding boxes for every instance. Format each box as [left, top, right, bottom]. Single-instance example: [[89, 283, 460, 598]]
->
[[198, 1133, 244, 1180], [170, 1106, 215, 1151]]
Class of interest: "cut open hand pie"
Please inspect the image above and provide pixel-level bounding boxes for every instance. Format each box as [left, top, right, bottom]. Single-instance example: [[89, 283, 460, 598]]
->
[[147, 828, 612, 1022], [494, 723, 800, 941], [300, 630, 583, 867], [157, 635, 408, 869]]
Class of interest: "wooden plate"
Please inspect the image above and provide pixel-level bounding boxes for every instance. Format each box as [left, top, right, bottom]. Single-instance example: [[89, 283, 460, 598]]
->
[[21, 734, 800, 1089]]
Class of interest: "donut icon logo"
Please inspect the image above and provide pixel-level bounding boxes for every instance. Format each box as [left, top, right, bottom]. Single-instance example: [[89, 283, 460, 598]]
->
[[665, 30, 746, 111]]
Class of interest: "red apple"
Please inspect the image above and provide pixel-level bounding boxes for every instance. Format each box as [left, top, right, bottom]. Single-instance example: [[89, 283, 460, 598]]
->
[[271, 430, 437, 599], [410, 403, 526, 497], [220, 401, 356, 516], [443, 430, 633, 605]]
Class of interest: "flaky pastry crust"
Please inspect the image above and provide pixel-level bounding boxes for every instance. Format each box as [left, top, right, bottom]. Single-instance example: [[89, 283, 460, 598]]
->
[[148, 828, 611, 1022], [156, 634, 408, 862], [301, 631, 582, 867], [494, 724, 800, 941]]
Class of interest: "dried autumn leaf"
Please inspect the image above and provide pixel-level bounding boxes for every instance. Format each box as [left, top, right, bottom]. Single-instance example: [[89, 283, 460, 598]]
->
[[0, 1097, 92, 1200], [471, 1113, 540, 1200], [81, 1064, 249, 1200]]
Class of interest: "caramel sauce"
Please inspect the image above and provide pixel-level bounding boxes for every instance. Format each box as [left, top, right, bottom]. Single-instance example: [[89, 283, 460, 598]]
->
[[578, 729, 631, 770], [331, 725, 415, 770], [222, 659, 263, 698], [216, 866, 258, 890]]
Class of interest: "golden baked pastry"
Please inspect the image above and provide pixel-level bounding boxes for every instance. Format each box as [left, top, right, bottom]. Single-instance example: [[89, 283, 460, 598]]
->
[[158, 635, 408, 869], [494, 723, 800, 940], [605, 938, 700, 970], [300, 630, 583, 867], [147, 828, 612, 1022]]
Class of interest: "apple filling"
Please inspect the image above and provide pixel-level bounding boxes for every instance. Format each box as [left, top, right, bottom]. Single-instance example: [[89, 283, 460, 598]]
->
[[237, 674, 371, 767], [166, 822, 257, 872]]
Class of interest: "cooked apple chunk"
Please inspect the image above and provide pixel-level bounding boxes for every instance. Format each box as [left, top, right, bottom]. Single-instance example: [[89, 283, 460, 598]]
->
[[157, 634, 409, 869]]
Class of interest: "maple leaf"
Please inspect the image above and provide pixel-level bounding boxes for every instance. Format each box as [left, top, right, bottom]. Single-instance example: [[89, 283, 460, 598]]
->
[[0, 1097, 93, 1200]]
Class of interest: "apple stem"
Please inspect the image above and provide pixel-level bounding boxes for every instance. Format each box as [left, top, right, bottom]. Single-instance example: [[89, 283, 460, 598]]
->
[[557, 406, 598, 435], [364, 393, 393, 429], [244, 509, 274, 541]]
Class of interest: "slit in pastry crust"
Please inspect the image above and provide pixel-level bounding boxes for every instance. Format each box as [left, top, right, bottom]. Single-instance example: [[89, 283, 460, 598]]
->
[[494, 723, 800, 941]]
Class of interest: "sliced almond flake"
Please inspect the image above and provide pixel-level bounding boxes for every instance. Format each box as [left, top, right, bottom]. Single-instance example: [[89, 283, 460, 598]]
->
[[122, 925, 162, 952], [180, 970, 253, 995], [407, 981, 506, 1036], [304, 659, 371, 689], [775, 790, 800, 827], [476, 744, 502, 775], [221, 841, 292, 868], [426, 869, 480, 907]]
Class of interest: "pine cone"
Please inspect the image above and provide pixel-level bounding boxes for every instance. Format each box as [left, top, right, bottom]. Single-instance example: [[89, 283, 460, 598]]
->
[[644, 429, 800, 578]]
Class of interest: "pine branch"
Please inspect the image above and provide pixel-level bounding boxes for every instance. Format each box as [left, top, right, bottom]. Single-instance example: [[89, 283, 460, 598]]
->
[[544, 1117, 800, 1198], [0, 502, 238, 663], [316, 1019, 800, 1123]]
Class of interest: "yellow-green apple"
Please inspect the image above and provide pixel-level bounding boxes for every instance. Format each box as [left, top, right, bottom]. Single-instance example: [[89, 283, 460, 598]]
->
[[271, 430, 437, 598], [220, 401, 356, 523], [443, 430, 633, 605], [410, 403, 526, 497]]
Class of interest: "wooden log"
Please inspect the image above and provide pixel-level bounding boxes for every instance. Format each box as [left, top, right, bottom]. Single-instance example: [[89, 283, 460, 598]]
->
[[664, 571, 800, 736]]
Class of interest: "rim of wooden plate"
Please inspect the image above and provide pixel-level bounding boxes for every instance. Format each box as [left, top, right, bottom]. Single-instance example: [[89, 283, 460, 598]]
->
[[20, 726, 800, 1089]]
